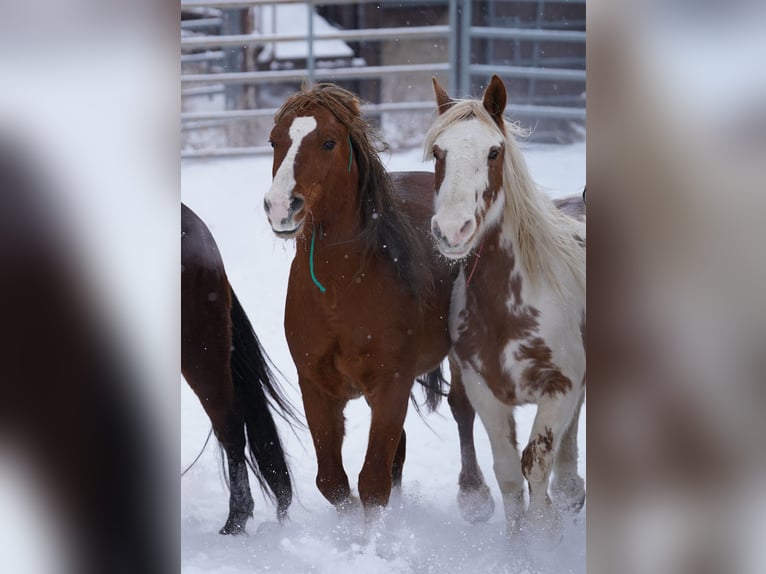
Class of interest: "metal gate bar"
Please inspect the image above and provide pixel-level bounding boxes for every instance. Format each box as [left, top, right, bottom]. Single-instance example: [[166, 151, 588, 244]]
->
[[182, 0, 585, 159]]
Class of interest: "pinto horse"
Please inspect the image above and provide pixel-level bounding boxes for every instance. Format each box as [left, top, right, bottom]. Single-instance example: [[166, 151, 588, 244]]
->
[[182, 203, 296, 534], [426, 76, 586, 538], [262, 83, 489, 517]]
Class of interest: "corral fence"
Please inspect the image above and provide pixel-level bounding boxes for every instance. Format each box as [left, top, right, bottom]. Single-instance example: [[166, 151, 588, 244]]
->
[[181, 0, 585, 158]]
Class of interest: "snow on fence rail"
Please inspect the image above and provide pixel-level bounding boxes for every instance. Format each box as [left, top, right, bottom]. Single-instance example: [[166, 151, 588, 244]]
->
[[181, 25, 452, 50]]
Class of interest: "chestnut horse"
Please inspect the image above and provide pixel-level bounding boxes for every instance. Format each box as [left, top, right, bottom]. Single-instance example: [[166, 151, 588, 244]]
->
[[182, 203, 297, 534], [262, 83, 483, 517], [426, 76, 586, 538]]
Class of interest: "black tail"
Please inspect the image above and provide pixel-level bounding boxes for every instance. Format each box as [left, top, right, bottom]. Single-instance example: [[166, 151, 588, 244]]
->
[[415, 364, 449, 412], [229, 288, 297, 521]]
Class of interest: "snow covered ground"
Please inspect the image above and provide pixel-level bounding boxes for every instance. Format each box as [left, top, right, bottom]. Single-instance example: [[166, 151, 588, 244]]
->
[[181, 141, 586, 574]]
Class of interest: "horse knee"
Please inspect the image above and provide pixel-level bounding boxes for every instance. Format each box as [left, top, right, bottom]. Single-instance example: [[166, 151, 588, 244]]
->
[[521, 434, 554, 485]]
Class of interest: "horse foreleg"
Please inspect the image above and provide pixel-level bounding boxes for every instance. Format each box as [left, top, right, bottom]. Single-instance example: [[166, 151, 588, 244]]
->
[[299, 378, 351, 508], [461, 368, 524, 535], [522, 389, 581, 536], [391, 429, 406, 488], [366, 394, 405, 488], [551, 388, 585, 513], [358, 382, 410, 512], [447, 357, 495, 523]]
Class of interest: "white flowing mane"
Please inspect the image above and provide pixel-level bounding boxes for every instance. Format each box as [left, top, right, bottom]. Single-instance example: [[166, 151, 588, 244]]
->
[[424, 100, 585, 296]]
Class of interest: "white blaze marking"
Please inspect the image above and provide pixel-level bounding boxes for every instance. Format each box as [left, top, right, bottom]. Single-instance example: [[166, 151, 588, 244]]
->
[[432, 118, 503, 247], [265, 116, 317, 229]]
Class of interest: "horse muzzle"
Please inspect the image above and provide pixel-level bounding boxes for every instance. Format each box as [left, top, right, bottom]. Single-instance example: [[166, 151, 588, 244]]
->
[[264, 194, 305, 238], [431, 215, 477, 259]]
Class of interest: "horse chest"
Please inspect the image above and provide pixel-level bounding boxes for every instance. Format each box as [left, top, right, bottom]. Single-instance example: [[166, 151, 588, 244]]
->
[[329, 302, 416, 388], [450, 279, 513, 404], [285, 268, 416, 395]]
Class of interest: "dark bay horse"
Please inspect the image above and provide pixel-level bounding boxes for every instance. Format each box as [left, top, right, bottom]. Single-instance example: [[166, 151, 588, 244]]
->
[[181, 202, 296, 534], [426, 76, 586, 539], [261, 83, 479, 517]]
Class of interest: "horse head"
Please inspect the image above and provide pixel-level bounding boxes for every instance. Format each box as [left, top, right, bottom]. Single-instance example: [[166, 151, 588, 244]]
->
[[427, 75, 509, 259], [264, 89, 359, 239]]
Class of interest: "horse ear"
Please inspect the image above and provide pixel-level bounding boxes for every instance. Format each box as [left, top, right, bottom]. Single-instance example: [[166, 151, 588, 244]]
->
[[432, 77, 454, 115], [482, 75, 507, 124]]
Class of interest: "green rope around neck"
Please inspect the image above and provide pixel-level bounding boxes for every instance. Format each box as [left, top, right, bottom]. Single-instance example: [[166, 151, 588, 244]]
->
[[347, 135, 353, 173], [309, 227, 326, 294], [308, 137, 351, 294]]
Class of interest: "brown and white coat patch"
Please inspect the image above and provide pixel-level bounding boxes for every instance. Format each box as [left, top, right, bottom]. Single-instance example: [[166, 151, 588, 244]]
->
[[450, 232, 582, 407]]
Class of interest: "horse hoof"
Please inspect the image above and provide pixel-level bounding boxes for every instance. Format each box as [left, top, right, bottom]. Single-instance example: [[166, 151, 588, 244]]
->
[[521, 505, 565, 550], [533, 527, 564, 550], [219, 521, 247, 535], [567, 492, 586, 514], [457, 484, 495, 523], [255, 520, 282, 536], [336, 494, 361, 516], [552, 478, 585, 515], [517, 519, 563, 551]]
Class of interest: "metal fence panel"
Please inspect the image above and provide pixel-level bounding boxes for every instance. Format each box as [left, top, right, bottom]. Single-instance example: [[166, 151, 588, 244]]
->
[[181, 0, 585, 158]]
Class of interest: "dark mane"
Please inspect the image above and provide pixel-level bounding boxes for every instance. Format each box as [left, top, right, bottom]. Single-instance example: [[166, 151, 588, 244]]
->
[[275, 83, 434, 299]]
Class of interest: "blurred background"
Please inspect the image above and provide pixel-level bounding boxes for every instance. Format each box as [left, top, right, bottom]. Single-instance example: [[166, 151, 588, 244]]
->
[[0, 2, 177, 573], [587, 1, 766, 573], [181, 0, 586, 157]]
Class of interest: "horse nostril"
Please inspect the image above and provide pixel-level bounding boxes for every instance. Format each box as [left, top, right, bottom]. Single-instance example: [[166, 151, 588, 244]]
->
[[263, 198, 271, 214], [431, 221, 445, 242], [459, 220, 472, 236], [289, 195, 304, 214]]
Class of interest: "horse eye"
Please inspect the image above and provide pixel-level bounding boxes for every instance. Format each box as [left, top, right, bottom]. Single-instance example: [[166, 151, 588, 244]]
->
[[488, 148, 499, 160], [323, 140, 336, 151], [269, 140, 276, 149]]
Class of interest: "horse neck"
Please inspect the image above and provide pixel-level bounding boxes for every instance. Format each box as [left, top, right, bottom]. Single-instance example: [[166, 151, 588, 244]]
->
[[498, 174, 585, 298], [311, 211, 360, 248], [309, 171, 363, 242], [299, 175, 368, 282], [469, 222, 517, 291]]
